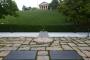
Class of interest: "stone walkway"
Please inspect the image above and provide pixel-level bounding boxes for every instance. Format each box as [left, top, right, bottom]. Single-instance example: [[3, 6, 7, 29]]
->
[[0, 37, 90, 60]]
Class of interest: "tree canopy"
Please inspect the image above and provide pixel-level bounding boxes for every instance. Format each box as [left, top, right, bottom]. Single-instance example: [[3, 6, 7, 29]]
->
[[0, 0, 18, 18], [49, 0, 59, 10], [58, 0, 90, 25], [22, 5, 31, 11]]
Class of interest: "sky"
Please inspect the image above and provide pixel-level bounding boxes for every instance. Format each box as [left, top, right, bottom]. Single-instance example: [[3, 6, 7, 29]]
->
[[14, 0, 52, 10]]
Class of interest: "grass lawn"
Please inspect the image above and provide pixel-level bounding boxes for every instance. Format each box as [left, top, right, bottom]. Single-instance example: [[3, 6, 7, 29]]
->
[[0, 10, 88, 32], [0, 10, 66, 25]]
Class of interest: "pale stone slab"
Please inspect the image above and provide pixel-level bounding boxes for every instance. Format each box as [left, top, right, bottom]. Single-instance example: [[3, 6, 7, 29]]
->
[[72, 47, 81, 52], [31, 44, 49, 47], [60, 38, 66, 40], [22, 40, 30, 44], [51, 43, 60, 47], [26, 38, 32, 41], [34, 38, 53, 44], [62, 45, 73, 50], [83, 51, 90, 57], [78, 47, 90, 50], [37, 56, 49, 60], [60, 43, 68, 45], [77, 51, 87, 57], [77, 44, 88, 47], [73, 41, 79, 44], [0, 58, 3, 60], [0, 51, 10, 57], [83, 58, 90, 60], [19, 45, 30, 50], [38, 51, 48, 56], [76, 40, 85, 44], [30, 42, 36, 45], [85, 41, 90, 43], [46, 47, 62, 50], [31, 47, 45, 50], [68, 43, 77, 46], [0, 47, 17, 51], [53, 41, 59, 44], [13, 44, 21, 47]]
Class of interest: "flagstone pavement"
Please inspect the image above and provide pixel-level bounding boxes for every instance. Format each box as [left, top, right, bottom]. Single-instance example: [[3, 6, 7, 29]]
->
[[0, 37, 90, 60]]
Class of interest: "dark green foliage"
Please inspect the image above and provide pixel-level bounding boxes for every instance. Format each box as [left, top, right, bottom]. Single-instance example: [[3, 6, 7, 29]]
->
[[58, 0, 90, 25], [0, 24, 88, 32], [0, 10, 66, 25], [49, 0, 59, 10], [0, 0, 18, 18], [22, 5, 31, 11]]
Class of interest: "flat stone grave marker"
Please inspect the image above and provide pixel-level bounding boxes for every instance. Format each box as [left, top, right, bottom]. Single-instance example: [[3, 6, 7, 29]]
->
[[3, 51, 37, 60], [50, 50, 84, 60]]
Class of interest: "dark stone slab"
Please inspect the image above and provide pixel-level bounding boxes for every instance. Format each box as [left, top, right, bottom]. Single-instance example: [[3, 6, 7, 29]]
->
[[50, 50, 84, 60], [3, 51, 37, 60]]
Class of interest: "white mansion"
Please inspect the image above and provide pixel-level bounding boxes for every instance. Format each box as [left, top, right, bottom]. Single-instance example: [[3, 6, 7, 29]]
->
[[39, 2, 49, 10]]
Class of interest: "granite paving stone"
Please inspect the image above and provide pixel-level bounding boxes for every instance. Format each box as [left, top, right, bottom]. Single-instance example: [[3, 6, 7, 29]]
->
[[62, 45, 73, 50], [22, 40, 30, 44], [0, 58, 3, 60], [83, 58, 90, 60], [83, 51, 90, 57], [37, 56, 49, 60], [78, 47, 90, 50], [0, 37, 90, 60], [18, 45, 30, 50], [77, 44, 88, 47], [0, 47, 17, 51], [0, 51, 10, 57], [30, 42, 36, 45], [46, 47, 62, 50], [68, 43, 77, 46], [31, 47, 45, 50], [38, 51, 48, 56], [85, 41, 90, 43]]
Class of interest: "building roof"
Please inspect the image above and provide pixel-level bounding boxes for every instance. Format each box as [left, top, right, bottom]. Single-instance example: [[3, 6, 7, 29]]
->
[[39, 2, 49, 6]]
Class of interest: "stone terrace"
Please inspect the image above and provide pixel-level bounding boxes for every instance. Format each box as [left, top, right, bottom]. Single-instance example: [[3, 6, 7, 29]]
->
[[0, 37, 90, 60]]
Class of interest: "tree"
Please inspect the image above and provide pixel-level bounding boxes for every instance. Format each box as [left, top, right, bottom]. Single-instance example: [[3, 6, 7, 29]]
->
[[22, 5, 31, 11], [58, 0, 90, 36], [0, 0, 18, 18], [49, 0, 59, 10], [58, 0, 90, 25]]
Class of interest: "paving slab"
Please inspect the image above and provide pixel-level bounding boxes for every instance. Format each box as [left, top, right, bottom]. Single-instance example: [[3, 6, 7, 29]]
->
[[37, 56, 49, 60], [31, 47, 45, 50], [50, 50, 84, 60], [77, 44, 88, 47], [0, 47, 17, 51], [18, 45, 30, 50], [68, 43, 77, 46], [62, 45, 73, 50], [38, 51, 48, 56], [46, 47, 62, 50], [3, 51, 37, 60], [0, 58, 3, 60], [0, 51, 10, 57]]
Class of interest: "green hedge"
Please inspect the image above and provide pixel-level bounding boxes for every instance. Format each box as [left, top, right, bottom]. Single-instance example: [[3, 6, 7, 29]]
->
[[0, 24, 89, 32]]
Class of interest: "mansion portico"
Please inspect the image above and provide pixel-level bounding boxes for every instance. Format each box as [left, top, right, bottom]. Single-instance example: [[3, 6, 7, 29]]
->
[[39, 2, 49, 10]]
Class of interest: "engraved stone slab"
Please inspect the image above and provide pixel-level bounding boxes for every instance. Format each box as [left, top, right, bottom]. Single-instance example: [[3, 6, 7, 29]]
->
[[50, 50, 84, 60], [3, 51, 37, 60]]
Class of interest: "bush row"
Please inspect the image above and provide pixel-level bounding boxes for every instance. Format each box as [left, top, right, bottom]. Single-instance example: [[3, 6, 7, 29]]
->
[[0, 24, 89, 32]]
